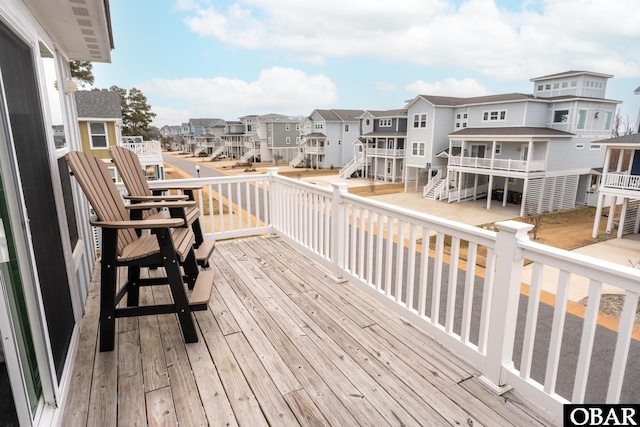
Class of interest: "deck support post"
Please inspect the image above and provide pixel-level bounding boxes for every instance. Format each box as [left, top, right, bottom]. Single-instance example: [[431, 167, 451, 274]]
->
[[331, 183, 349, 283], [480, 220, 533, 394]]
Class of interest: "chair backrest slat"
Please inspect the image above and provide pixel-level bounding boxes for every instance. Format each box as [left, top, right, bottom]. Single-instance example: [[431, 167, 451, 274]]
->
[[110, 146, 157, 219], [65, 151, 138, 254]]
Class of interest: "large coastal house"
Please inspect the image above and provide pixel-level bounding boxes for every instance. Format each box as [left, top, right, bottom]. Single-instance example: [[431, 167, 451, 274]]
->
[[340, 109, 408, 182], [251, 113, 301, 164], [404, 71, 620, 216], [293, 109, 364, 169], [591, 133, 640, 238]]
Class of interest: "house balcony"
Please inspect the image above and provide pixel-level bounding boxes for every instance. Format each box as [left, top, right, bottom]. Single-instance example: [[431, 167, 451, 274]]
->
[[367, 148, 405, 158], [449, 155, 546, 173], [603, 173, 640, 191], [120, 140, 163, 165], [304, 145, 326, 155], [62, 170, 639, 425]]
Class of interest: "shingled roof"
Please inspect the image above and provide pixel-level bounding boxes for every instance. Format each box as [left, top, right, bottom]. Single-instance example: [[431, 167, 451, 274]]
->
[[75, 91, 122, 119]]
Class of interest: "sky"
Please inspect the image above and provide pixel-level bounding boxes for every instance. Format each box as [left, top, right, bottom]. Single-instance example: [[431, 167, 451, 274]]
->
[[91, 0, 640, 129]]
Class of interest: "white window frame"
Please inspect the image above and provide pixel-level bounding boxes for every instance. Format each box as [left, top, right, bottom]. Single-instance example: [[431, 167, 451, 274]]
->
[[89, 121, 108, 149], [285, 124, 290, 131], [590, 143, 601, 151], [603, 111, 613, 130], [482, 110, 506, 122], [379, 119, 391, 127], [577, 110, 587, 129], [575, 143, 585, 149], [495, 143, 502, 155], [286, 137, 291, 144], [413, 113, 427, 128], [412, 141, 426, 156]]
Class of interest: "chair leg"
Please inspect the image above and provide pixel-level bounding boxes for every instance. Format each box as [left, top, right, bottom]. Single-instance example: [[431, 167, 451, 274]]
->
[[157, 228, 198, 343], [192, 219, 204, 247], [182, 249, 199, 290], [99, 228, 118, 352], [127, 265, 140, 307]]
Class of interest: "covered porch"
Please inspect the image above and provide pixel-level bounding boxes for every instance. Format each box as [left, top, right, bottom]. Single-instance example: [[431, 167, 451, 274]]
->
[[61, 235, 557, 426]]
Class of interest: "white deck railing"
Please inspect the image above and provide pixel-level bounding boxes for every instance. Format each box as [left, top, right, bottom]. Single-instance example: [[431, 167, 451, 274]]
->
[[367, 148, 405, 157], [145, 169, 639, 417], [121, 141, 163, 164], [604, 173, 640, 190], [449, 155, 546, 172]]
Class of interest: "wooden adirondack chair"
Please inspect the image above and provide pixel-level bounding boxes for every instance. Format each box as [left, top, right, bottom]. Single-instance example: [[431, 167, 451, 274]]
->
[[109, 145, 215, 266], [65, 151, 214, 352]]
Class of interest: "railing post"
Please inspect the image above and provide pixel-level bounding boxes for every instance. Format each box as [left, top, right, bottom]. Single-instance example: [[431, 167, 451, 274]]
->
[[331, 183, 349, 282], [481, 220, 533, 394], [267, 168, 279, 235]]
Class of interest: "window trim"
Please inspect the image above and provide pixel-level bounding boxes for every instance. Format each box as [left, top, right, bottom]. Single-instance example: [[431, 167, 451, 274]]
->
[[412, 141, 426, 157], [413, 113, 427, 128], [482, 110, 507, 122], [89, 121, 108, 149], [553, 110, 569, 123]]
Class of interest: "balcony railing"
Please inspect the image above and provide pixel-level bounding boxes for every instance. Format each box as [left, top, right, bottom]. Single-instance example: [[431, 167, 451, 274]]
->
[[449, 155, 545, 172], [367, 148, 405, 157], [121, 141, 162, 164], [305, 146, 326, 155], [144, 169, 639, 417], [604, 173, 640, 190]]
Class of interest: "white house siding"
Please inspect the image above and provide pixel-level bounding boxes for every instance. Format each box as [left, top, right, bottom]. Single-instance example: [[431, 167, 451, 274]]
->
[[545, 138, 604, 172], [405, 100, 436, 168], [523, 102, 549, 126], [467, 102, 527, 128]]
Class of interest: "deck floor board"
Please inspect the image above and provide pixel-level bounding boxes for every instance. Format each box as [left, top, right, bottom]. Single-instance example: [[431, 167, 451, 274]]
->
[[61, 235, 559, 426]]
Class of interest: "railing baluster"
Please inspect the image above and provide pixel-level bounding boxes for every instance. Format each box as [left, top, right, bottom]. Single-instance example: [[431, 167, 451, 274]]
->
[[366, 210, 374, 286], [543, 270, 570, 395], [478, 246, 494, 354], [358, 208, 366, 278], [431, 232, 445, 324], [375, 213, 384, 292], [445, 237, 460, 333], [606, 291, 639, 403], [406, 224, 417, 311], [520, 263, 544, 380], [395, 221, 405, 304], [385, 216, 394, 296], [461, 241, 477, 343], [572, 279, 602, 402]]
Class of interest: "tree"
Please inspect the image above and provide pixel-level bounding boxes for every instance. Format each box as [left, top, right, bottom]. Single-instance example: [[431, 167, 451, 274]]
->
[[273, 154, 283, 165], [611, 110, 633, 138], [69, 61, 94, 87], [108, 85, 156, 136]]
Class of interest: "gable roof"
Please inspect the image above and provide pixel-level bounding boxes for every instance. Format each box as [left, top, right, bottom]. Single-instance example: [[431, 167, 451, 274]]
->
[[75, 91, 122, 119], [592, 133, 640, 145], [365, 109, 408, 118], [411, 93, 535, 108], [313, 109, 364, 122]]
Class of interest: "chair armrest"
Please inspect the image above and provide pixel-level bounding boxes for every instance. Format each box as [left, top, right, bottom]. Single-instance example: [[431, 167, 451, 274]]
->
[[124, 194, 188, 202], [150, 184, 203, 192], [90, 218, 185, 229], [125, 200, 196, 210]]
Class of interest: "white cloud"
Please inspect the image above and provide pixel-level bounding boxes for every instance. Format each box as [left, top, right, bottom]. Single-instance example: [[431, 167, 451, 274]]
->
[[140, 66, 337, 123], [151, 106, 192, 127], [374, 81, 396, 92], [406, 78, 491, 97], [178, 0, 640, 80]]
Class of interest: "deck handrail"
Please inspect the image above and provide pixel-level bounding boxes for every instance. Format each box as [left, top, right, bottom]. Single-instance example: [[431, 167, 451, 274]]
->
[[142, 169, 640, 416]]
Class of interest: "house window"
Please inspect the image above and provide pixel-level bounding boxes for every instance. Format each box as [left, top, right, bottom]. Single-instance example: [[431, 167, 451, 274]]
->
[[89, 122, 108, 148], [577, 110, 587, 129], [345, 124, 349, 131], [365, 118, 371, 126], [379, 119, 391, 127], [455, 123, 460, 128], [545, 84, 551, 90], [590, 144, 601, 151], [553, 83, 559, 89], [483, 110, 506, 121], [553, 110, 569, 123], [603, 111, 613, 130], [537, 84, 543, 91], [562, 82, 568, 88], [462, 123, 467, 128], [296, 124, 300, 130], [314, 124, 323, 130], [412, 141, 426, 156], [286, 124, 290, 131], [575, 143, 585, 149], [456, 114, 461, 119], [107, 166, 117, 182], [286, 137, 291, 144], [463, 113, 467, 119], [413, 113, 427, 128], [495, 143, 502, 155]]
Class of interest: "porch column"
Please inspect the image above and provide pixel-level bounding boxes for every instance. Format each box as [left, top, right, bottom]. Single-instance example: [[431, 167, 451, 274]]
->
[[457, 171, 463, 202], [520, 178, 529, 217], [606, 196, 617, 234], [487, 175, 494, 210], [592, 192, 605, 238], [618, 197, 629, 238], [392, 159, 397, 183], [503, 177, 509, 207], [491, 140, 497, 169], [473, 174, 479, 200]]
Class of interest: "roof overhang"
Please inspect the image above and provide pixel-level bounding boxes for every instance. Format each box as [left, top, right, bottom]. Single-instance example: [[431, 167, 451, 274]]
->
[[24, 0, 114, 62]]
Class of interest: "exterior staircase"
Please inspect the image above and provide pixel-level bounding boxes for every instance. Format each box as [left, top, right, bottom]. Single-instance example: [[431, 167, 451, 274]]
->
[[289, 151, 304, 168], [241, 148, 256, 162], [423, 169, 445, 199], [339, 153, 365, 178], [211, 146, 226, 158], [621, 199, 640, 235]]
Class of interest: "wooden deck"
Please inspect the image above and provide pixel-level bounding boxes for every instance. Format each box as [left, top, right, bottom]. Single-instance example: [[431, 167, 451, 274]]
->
[[61, 235, 559, 426]]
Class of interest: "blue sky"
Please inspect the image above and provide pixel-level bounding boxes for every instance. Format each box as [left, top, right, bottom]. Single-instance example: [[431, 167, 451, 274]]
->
[[92, 0, 640, 129]]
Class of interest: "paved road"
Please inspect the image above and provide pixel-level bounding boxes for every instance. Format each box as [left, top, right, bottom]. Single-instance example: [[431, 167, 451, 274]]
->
[[163, 154, 639, 404]]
